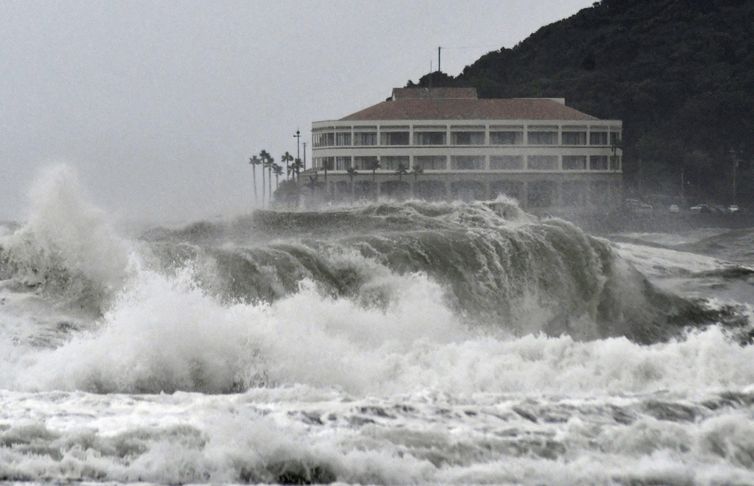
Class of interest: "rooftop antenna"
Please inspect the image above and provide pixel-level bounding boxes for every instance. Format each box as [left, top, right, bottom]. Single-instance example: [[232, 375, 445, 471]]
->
[[438, 46, 441, 72]]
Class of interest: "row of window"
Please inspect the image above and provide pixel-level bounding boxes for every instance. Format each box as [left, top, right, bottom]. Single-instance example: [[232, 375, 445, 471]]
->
[[325, 179, 620, 207], [313, 155, 621, 171], [312, 128, 621, 147]]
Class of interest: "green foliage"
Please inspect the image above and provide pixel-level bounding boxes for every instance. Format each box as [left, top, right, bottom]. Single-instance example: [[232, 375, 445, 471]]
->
[[413, 0, 754, 202]]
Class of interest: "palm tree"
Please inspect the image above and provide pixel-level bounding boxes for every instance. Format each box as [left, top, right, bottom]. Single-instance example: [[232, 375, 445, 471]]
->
[[266, 155, 275, 203], [393, 162, 409, 199], [259, 149, 270, 207], [346, 166, 358, 200], [305, 172, 319, 197], [249, 155, 262, 206], [281, 152, 294, 180], [292, 157, 304, 182], [370, 158, 381, 199], [410, 165, 424, 198], [394, 163, 408, 182], [273, 163, 283, 190]]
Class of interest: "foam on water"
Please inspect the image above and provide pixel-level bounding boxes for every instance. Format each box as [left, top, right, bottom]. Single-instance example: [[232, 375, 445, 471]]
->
[[3, 260, 753, 397], [0, 165, 752, 484]]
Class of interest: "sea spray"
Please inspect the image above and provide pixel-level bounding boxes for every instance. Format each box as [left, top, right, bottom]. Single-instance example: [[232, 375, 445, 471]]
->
[[1, 166, 753, 484], [0, 165, 134, 314]]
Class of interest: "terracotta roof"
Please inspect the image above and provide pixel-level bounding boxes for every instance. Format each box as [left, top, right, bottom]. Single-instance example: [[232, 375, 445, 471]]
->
[[392, 87, 478, 99], [340, 97, 597, 121]]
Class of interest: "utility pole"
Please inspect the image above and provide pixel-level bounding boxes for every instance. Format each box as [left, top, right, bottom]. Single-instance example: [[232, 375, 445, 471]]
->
[[438, 46, 441, 72]]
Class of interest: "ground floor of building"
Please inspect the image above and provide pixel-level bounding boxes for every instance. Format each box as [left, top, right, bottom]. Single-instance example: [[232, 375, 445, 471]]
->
[[300, 172, 622, 210]]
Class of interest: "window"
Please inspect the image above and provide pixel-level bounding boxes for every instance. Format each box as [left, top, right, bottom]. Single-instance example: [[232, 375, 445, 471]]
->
[[562, 131, 587, 145], [610, 131, 621, 146], [527, 127, 558, 145], [562, 155, 587, 170], [451, 131, 485, 145], [381, 156, 409, 171], [354, 156, 378, 170], [315, 157, 334, 170], [414, 131, 446, 145], [353, 132, 377, 146], [490, 129, 523, 145], [414, 156, 446, 170], [609, 156, 622, 171], [335, 156, 351, 170], [489, 155, 523, 170], [335, 132, 351, 146], [590, 155, 608, 170], [527, 155, 557, 170], [313, 131, 334, 147], [381, 131, 409, 145], [451, 156, 485, 170], [590, 131, 608, 145]]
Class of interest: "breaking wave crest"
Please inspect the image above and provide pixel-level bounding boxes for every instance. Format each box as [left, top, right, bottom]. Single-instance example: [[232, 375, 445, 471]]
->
[[0, 165, 749, 395], [0, 165, 133, 314], [1, 166, 754, 485]]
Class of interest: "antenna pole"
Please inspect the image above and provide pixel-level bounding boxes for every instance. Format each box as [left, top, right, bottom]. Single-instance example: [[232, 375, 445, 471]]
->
[[438, 46, 441, 72]]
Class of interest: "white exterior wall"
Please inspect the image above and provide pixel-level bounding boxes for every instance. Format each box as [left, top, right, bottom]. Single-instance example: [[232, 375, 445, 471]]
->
[[308, 118, 623, 211], [310, 118, 623, 174]]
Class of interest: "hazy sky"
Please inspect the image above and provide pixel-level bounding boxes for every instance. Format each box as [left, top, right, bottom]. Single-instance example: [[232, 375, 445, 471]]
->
[[0, 0, 594, 222]]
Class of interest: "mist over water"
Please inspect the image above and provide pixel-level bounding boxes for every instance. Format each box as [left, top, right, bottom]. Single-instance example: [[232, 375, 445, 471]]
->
[[1, 165, 753, 484]]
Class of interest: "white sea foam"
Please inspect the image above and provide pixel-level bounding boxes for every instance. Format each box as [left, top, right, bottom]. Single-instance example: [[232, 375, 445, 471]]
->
[[0, 164, 133, 294], [4, 257, 753, 396], [1, 165, 752, 484]]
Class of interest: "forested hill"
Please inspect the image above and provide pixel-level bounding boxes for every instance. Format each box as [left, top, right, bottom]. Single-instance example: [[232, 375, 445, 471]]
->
[[411, 0, 754, 203]]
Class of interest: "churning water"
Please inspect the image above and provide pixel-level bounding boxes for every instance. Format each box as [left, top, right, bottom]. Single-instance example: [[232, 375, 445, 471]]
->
[[1, 166, 753, 484]]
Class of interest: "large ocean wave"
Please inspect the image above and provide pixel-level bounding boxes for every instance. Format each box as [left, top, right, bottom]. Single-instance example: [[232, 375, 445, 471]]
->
[[1, 166, 753, 484], [0, 165, 749, 396]]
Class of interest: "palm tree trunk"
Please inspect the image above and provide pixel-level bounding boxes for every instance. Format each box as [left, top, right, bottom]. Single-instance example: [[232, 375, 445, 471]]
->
[[268, 167, 272, 204], [261, 167, 266, 209], [252, 166, 258, 206]]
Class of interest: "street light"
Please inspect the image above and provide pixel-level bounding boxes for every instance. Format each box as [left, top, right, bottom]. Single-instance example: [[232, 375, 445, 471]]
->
[[293, 129, 301, 163]]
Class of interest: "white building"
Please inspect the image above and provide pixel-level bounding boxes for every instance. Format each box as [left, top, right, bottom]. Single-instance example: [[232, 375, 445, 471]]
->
[[310, 87, 622, 210]]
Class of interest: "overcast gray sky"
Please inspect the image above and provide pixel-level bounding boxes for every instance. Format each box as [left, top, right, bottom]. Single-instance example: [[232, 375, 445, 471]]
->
[[0, 0, 594, 222]]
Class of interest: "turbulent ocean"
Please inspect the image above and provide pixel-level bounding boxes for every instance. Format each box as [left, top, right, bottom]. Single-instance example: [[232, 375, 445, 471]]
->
[[1, 166, 753, 485]]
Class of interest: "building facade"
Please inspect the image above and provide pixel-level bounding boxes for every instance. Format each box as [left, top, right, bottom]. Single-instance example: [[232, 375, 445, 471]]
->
[[309, 87, 622, 210]]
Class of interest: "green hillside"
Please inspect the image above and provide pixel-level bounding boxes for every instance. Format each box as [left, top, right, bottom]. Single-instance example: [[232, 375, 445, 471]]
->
[[412, 0, 754, 204]]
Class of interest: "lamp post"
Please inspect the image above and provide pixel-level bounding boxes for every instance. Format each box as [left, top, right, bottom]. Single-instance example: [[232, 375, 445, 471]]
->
[[294, 129, 301, 164], [302, 141, 307, 171]]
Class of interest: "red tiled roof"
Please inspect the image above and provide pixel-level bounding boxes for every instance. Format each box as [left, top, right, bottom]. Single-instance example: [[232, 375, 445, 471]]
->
[[392, 87, 478, 99], [341, 97, 597, 121]]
